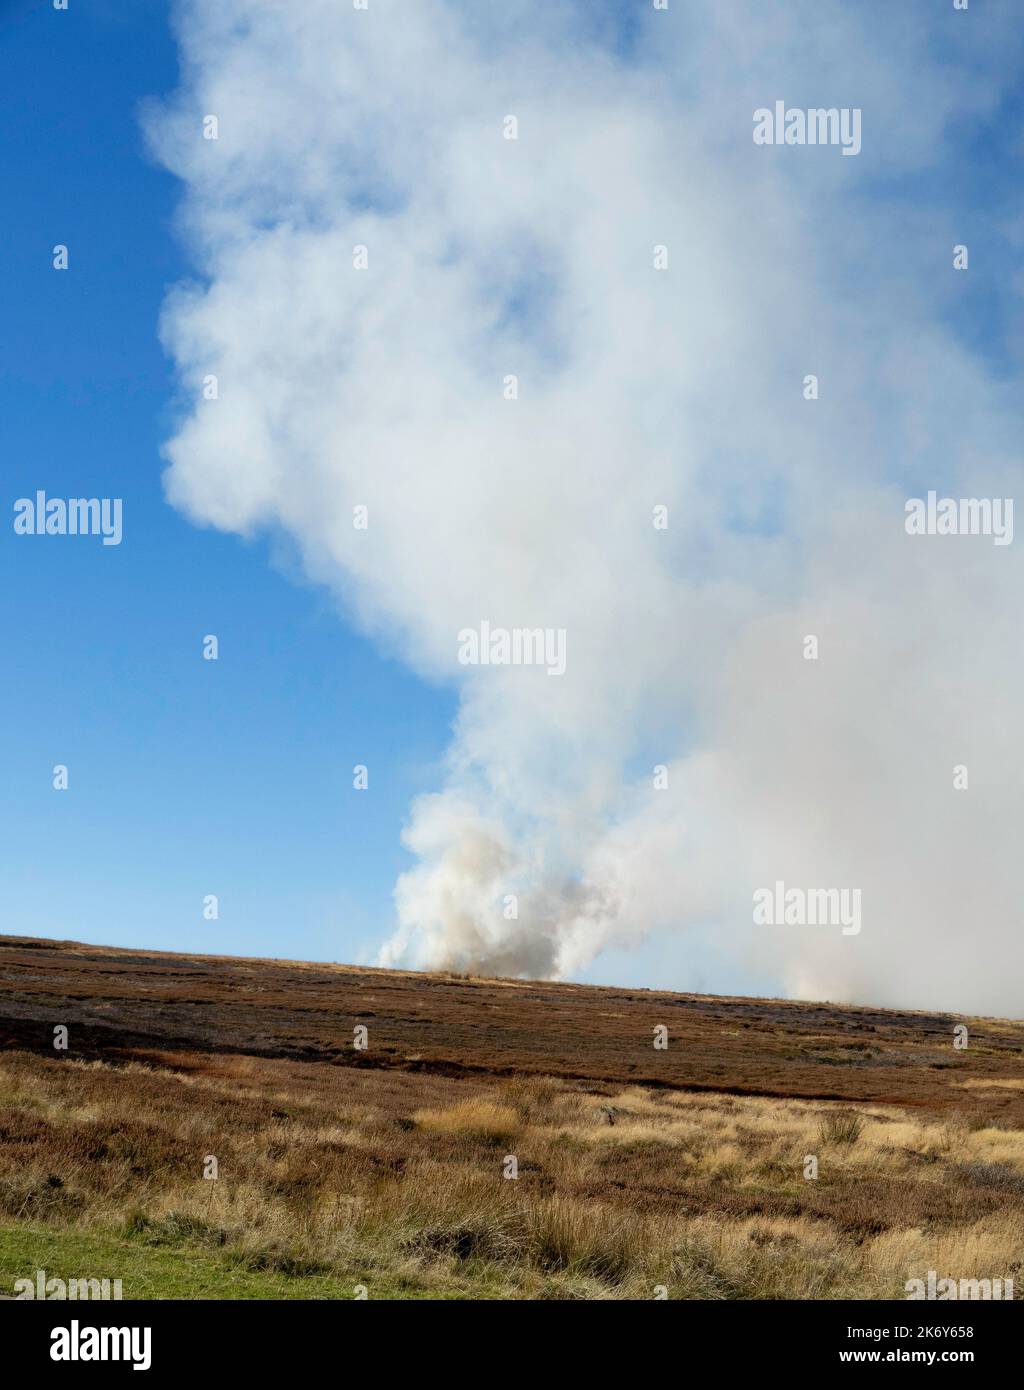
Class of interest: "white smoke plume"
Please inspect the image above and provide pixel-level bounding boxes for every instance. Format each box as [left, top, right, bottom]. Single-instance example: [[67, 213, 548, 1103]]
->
[[148, 0, 1024, 1013]]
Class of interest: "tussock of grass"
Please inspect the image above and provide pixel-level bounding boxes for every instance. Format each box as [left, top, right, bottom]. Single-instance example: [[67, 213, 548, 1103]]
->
[[818, 1111, 864, 1146], [527, 1198, 650, 1282], [125, 1210, 229, 1249], [413, 1099, 520, 1145]]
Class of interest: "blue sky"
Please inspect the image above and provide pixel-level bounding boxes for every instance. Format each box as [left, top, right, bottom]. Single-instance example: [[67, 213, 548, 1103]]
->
[[2, 1, 1022, 1012], [0, 0, 455, 967]]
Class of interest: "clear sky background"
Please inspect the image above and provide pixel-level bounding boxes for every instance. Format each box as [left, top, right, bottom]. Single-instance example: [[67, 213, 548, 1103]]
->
[[2, 1, 1022, 1010], [0, 0, 460, 969]]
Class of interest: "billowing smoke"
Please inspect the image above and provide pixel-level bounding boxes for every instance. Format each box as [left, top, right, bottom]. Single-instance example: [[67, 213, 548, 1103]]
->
[[149, 0, 1024, 1013]]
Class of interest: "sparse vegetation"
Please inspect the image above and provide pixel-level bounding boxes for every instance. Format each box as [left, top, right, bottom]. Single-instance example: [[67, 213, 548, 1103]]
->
[[1, 937, 1023, 1299]]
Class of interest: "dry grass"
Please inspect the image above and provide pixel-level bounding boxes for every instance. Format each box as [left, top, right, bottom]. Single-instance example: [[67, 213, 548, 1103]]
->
[[1, 936, 1023, 1299], [1, 1049, 1023, 1299], [413, 1099, 520, 1145]]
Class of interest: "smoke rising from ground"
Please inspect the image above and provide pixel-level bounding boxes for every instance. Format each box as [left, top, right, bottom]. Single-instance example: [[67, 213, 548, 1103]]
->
[[150, 0, 1024, 1013]]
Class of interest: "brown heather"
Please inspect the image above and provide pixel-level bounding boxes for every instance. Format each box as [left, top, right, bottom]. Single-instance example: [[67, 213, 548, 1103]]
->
[[1, 936, 1022, 1299]]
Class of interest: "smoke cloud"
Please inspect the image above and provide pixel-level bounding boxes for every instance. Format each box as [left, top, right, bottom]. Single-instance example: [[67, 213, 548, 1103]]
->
[[149, 0, 1024, 1014]]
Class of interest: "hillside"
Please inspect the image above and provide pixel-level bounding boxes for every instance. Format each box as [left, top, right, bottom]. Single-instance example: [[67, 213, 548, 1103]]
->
[[1, 935, 1022, 1299]]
